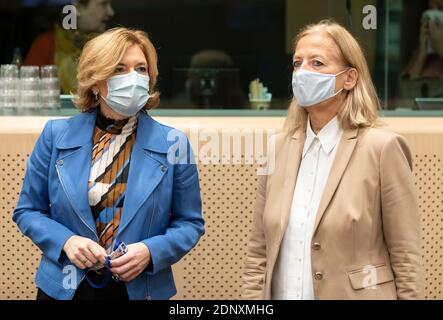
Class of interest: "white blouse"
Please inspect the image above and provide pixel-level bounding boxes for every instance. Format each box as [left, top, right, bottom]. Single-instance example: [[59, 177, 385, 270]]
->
[[272, 115, 343, 300]]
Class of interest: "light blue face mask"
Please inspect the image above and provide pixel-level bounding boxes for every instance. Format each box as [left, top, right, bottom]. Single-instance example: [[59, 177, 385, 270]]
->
[[102, 70, 150, 117], [292, 68, 347, 107]]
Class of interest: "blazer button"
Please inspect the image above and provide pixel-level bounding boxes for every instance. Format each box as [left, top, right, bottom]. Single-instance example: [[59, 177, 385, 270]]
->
[[160, 165, 167, 172], [57, 159, 63, 166], [314, 272, 323, 280], [312, 242, 321, 250]]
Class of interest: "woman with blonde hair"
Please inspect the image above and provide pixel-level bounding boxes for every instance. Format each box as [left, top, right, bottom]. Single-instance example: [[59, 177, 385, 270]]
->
[[13, 27, 204, 300], [242, 20, 422, 300]]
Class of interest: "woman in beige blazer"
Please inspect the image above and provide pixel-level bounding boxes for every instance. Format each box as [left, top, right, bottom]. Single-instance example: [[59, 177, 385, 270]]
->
[[242, 20, 422, 300]]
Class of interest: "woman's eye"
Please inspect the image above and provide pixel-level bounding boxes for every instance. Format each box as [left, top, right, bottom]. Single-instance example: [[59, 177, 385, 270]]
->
[[114, 67, 125, 73], [137, 66, 148, 73], [293, 61, 302, 69], [313, 60, 324, 67]]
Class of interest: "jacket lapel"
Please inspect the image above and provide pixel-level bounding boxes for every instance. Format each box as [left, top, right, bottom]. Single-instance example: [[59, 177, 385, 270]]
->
[[117, 111, 170, 235], [312, 126, 359, 235], [55, 110, 98, 236], [279, 130, 306, 236]]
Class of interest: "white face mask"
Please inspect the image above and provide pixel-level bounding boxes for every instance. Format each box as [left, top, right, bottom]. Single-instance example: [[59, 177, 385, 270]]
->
[[292, 68, 347, 107], [101, 70, 150, 117]]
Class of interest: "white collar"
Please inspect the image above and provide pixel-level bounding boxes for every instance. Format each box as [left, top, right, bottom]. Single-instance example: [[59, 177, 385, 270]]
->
[[303, 115, 343, 157]]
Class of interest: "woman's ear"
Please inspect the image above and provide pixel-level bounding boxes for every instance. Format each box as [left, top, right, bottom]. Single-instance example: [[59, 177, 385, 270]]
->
[[343, 68, 358, 90]]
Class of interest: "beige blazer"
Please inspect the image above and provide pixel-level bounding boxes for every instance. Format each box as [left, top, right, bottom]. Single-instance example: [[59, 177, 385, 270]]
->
[[242, 125, 422, 300]]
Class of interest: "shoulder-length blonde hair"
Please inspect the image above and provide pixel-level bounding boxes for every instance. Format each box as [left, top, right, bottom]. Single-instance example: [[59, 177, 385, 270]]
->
[[74, 27, 160, 112], [284, 20, 380, 135]]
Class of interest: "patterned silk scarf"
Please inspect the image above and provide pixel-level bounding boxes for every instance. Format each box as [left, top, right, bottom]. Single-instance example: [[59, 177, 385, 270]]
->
[[88, 110, 137, 253]]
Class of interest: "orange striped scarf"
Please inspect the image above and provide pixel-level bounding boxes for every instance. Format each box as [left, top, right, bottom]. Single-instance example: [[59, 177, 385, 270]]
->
[[87, 111, 137, 253]]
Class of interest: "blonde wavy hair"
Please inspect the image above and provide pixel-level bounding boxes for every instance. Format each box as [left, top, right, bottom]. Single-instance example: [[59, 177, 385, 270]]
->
[[284, 20, 381, 135], [74, 27, 160, 112]]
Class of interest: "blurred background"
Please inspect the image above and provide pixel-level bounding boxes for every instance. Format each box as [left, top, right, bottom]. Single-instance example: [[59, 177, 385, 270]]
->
[[0, 0, 441, 111]]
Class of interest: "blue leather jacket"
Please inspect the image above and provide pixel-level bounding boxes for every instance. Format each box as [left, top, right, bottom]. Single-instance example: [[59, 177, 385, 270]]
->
[[13, 109, 204, 300]]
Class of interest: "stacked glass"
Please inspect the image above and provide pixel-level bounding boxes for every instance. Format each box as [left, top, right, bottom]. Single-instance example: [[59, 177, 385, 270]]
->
[[40, 65, 60, 109], [20, 66, 40, 111], [0, 64, 61, 114], [0, 64, 20, 111]]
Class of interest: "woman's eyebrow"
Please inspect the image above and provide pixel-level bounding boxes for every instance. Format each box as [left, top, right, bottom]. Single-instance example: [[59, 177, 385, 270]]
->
[[310, 54, 327, 60], [293, 53, 327, 60], [116, 61, 147, 66]]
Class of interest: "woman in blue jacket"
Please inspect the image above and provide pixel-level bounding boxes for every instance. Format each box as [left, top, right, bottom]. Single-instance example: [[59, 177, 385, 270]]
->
[[13, 27, 204, 300]]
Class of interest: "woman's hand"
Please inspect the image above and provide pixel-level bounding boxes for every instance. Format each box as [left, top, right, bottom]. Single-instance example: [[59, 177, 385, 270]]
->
[[109, 243, 151, 282], [63, 235, 107, 270]]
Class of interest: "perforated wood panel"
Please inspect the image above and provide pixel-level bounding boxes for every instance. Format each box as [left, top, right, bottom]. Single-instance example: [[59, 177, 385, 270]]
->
[[0, 118, 442, 300], [0, 135, 40, 300], [413, 150, 443, 299], [172, 162, 256, 299], [393, 130, 443, 300]]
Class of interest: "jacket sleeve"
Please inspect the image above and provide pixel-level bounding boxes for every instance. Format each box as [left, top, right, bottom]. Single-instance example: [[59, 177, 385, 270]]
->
[[242, 170, 268, 299], [142, 135, 205, 275], [380, 133, 423, 299], [13, 120, 76, 265]]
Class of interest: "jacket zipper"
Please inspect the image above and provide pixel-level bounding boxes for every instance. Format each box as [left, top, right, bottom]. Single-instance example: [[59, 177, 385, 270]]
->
[[145, 188, 157, 300], [55, 164, 99, 242], [56, 163, 97, 299]]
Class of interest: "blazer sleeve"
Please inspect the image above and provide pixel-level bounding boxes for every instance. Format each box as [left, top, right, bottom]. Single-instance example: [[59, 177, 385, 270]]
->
[[242, 170, 268, 299], [142, 134, 205, 275], [13, 120, 76, 265], [380, 133, 423, 299]]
